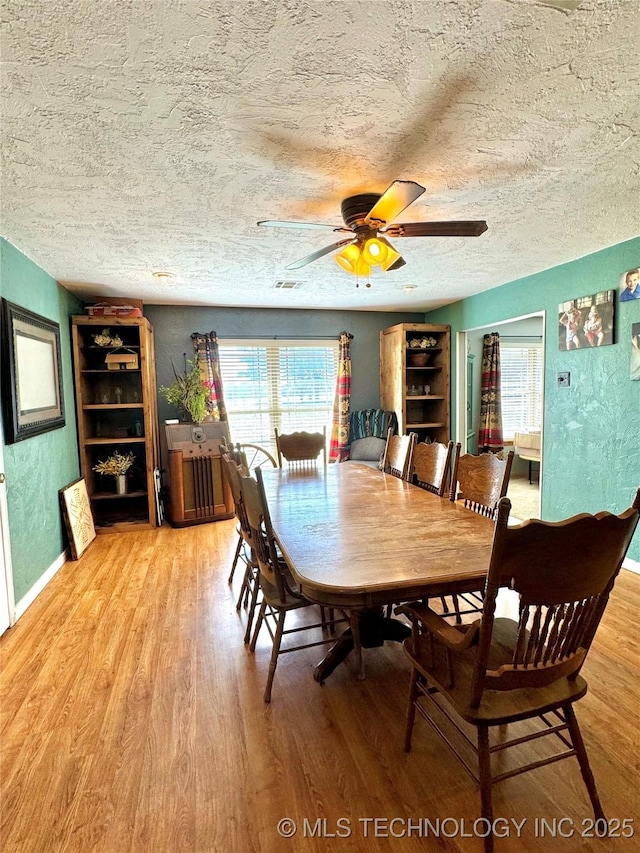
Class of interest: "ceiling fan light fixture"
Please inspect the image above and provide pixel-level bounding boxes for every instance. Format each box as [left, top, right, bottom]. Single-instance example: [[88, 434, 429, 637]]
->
[[377, 237, 402, 271], [335, 243, 370, 276], [361, 237, 388, 267], [387, 255, 406, 271]]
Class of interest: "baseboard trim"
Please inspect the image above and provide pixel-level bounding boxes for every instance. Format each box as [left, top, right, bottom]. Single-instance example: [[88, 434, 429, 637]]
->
[[14, 550, 68, 620], [623, 557, 640, 576]]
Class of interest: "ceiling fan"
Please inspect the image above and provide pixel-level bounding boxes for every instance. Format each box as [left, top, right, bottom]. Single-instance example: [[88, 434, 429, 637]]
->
[[257, 180, 488, 279]]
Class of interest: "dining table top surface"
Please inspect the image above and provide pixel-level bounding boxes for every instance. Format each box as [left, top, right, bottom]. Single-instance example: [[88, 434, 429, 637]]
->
[[260, 461, 496, 608]]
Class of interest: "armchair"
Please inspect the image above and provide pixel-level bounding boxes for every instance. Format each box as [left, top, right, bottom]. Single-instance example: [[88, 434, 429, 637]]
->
[[338, 408, 398, 467]]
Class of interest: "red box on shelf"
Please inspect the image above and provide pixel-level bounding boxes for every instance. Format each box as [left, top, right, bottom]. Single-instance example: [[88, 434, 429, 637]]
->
[[86, 301, 143, 318]]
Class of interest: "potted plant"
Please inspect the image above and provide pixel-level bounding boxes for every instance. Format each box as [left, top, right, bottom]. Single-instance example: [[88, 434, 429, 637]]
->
[[93, 451, 135, 495], [160, 357, 209, 424]]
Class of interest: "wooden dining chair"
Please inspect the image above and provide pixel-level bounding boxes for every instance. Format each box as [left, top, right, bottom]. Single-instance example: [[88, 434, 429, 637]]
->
[[239, 466, 342, 702], [221, 444, 247, 583], [235, 442, 277, 471], [411, 440, 459, 497], [221, 451, 262, 644], [410, 440, 460, 617], [274, 426, 327, 468], [382, 429, 416, 480], [449, 450, 515, 516], [443, 450, 515, 620], [399, 489, 640, 853]]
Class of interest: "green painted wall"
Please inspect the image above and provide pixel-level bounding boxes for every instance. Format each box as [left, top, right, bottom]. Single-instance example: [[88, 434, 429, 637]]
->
[[0, 239, 82, 602], [425, 237, 640, 561]]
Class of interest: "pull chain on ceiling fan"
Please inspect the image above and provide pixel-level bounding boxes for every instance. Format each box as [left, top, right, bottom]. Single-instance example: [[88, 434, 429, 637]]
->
[[257, 180, 488, 280]]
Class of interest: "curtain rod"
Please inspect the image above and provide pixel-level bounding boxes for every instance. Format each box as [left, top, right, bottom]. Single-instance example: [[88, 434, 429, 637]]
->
[[218, 335, 341, 341], [501, 335, 543, 341]]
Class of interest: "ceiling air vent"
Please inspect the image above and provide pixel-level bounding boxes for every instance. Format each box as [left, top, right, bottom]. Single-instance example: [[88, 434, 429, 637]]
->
[[273, 280, 303, 290]]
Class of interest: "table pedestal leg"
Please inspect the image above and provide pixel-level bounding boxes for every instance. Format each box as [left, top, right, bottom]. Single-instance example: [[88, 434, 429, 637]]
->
[[313, 607, 410, 682]]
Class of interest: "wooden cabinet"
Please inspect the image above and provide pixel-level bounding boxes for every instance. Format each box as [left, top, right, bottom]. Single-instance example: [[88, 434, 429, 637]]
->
[[71, 316, 160, 531], [380, 323, 451, 444]]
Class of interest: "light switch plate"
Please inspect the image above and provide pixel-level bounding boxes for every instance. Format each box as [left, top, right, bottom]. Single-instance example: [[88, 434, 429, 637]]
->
[[557, 372, 570, 387]]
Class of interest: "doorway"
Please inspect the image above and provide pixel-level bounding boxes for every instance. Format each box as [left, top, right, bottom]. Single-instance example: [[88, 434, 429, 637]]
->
[[456, 312, 546, 521]]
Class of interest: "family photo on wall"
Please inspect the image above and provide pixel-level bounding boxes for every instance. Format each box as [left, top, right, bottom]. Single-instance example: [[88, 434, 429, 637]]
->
[[620, 267, 640, 301], [558, 289, 615, 351]]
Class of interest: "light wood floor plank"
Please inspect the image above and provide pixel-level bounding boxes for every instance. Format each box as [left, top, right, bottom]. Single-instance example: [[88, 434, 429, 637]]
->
[[1, 520, 639, 852]]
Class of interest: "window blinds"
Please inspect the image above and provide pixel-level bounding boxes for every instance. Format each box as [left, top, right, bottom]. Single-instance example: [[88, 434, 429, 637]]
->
[[218, 340, 339, 451], [500, 342, 543, 440]]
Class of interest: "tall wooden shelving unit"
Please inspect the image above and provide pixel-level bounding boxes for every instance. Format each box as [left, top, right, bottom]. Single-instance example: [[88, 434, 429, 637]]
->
[[380, 322, 451, 444], [71, 315, 159, 531]]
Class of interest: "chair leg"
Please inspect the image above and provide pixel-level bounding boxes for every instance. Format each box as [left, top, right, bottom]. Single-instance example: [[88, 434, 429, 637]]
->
[[477, 725, 494, 853], [244, 569, 261, 645], [329, 608, 336, 634], [264, 609, 286, 703], [228, 535, 243, 584], [404, 668, 419, 752], [320, 606, 328, 630], [236, 560, 252, 612], [250, 598, 267, 652], [452, 593, 462, 624], [564, 704, 606, 820]]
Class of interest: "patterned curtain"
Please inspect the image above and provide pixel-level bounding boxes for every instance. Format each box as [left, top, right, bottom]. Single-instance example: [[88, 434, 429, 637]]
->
[[191, 331, 227, 421], [329, 331, 353, 462], [478, 332, 503, 453]]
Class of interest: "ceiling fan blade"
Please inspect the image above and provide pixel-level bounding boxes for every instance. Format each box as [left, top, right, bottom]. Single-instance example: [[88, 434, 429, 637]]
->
[[258, 220, 350, 233], [285, 238, 355, 270], [364, 180, 426, 228], [384, 220, 488, 238]]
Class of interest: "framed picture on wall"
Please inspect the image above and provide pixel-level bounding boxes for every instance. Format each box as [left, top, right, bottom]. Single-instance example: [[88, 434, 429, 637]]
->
[[620, 268, 640, 302], [1, 299, 65, 443], [558, 290, 615, 351]]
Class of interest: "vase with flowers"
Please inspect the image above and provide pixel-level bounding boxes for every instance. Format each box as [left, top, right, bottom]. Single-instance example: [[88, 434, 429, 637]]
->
[[93, 451, 135, 495]]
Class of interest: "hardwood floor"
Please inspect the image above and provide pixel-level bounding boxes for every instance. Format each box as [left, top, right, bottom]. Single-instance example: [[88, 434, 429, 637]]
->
[[1, 521, 639, 852]]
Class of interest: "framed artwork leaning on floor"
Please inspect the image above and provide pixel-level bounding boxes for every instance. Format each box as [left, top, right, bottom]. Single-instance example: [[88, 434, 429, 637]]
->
[[59, 478, 96, 560]]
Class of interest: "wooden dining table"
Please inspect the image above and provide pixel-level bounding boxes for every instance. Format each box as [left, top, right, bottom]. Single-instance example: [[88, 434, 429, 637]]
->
[[260, 461, 496, 680]]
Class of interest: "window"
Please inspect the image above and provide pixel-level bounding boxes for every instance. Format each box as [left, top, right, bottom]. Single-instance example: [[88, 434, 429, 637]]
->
[[218, 339, 339, 452], [500, 340, 543, 441]]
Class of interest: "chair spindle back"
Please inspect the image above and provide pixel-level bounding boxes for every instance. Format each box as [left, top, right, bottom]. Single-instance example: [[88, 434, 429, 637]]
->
[[449, 451, 514, 518], [382, 429, 416, 480], [471, 491, 640, 705], [412, 440, 459, 497], [275, 427, 327, 468]]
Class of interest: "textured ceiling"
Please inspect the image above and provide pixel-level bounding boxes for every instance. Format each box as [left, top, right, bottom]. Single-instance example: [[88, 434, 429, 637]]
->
[[1, 0, 638, 312]]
